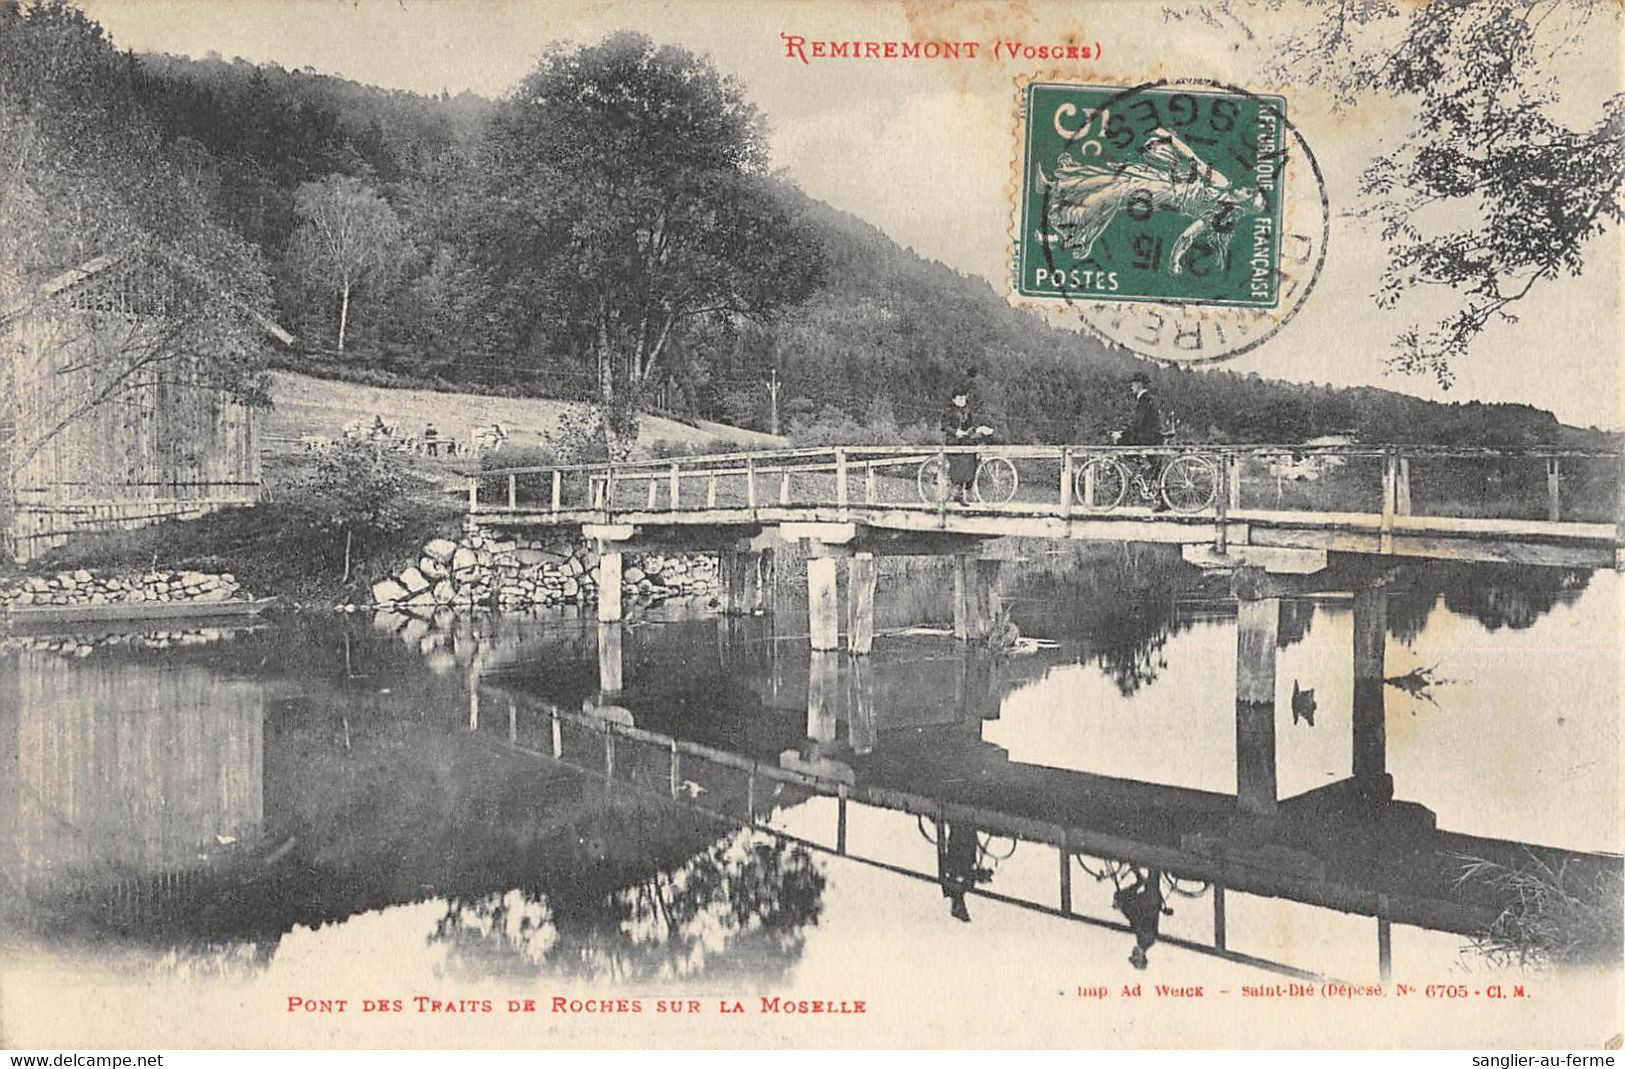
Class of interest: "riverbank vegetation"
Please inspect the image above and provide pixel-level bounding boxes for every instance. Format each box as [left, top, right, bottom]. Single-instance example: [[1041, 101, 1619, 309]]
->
[[1458, 853, 1624, 968], [6, 447, 462, 604]]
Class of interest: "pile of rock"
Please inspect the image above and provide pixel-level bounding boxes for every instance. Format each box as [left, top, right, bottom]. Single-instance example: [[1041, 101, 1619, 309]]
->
[[367, 531, 718, 613], [0, 569, 248, 610]]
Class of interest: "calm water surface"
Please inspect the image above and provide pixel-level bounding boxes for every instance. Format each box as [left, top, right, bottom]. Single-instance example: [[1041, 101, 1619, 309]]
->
[[2, 548, 1618, 1017]]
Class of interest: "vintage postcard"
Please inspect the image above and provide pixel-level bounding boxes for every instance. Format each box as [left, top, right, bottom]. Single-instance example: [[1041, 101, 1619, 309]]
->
[[1, 0, 1620, 1052]]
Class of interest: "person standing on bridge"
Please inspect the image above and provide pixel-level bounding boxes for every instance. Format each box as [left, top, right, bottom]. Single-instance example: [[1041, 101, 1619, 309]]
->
[[1114, 372, 1169, 512], [942, 378, 995, 504]]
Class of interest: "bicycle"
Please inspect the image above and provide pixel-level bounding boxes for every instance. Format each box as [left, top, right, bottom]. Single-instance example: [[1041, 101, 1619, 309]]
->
[[1073, 853, 1212, 901], [916, 451, 1020, 505], [1075, 447, 1218, 513]]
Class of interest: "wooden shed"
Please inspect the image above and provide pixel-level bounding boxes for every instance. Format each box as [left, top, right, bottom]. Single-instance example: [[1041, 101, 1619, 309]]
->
[[0, 255, 290, 563]]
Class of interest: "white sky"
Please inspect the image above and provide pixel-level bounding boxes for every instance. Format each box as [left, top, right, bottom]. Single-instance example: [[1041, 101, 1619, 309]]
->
[[78, 0, 1624, 428]]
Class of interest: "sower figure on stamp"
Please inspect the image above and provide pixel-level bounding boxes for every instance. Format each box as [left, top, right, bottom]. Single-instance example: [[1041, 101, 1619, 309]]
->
[[1113, 371, 1169, 512], [1113, 867, 1174, 970]]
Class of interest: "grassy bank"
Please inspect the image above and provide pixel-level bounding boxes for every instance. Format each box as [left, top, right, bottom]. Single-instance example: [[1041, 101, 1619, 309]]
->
[[8, 446, 465, 607], [8, 499, 461, 607]]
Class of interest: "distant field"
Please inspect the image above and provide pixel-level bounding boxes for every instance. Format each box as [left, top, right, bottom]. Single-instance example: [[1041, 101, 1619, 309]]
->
[[261, 372, 785, 464]]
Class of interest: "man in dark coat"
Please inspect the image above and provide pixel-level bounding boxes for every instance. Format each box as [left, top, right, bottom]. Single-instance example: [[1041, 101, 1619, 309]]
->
[[1119, 371, 1163, 446], [1115, 372, 1168, 511], [1114, 867, 1173, 970], [939, 820, 993, 922]]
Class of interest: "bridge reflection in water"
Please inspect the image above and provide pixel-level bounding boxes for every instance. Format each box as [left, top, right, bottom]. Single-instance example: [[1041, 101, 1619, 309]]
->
[[1, 561, 1616, 986], [466, 570, 1619, 982]]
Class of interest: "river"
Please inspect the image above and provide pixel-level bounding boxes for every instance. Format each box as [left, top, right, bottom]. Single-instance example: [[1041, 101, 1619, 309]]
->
[[1, 545, 1618, 1044]]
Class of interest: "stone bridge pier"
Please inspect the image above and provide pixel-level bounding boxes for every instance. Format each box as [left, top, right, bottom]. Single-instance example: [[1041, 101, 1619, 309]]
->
[[774, 523, 1002, 654], [1223, 553, 1400, 828]]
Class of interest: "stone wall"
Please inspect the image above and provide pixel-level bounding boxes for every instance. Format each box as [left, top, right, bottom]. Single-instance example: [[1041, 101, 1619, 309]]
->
[[367, 530, 718, 613], [0, 569, 249, 611]]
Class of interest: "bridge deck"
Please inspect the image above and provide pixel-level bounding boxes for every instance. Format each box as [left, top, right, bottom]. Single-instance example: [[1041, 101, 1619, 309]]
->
[[467, 444, 1621, 568], [472, 501, 1618, 567]]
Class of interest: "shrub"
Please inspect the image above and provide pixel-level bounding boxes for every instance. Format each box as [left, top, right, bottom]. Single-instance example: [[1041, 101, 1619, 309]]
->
[[643, 437, 772, 460], [479, 443, 560, 471], [789, 404, 942, 447], [286, 437, 414, 536]]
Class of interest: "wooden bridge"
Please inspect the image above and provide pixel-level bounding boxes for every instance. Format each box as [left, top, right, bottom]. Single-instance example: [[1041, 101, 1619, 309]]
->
[[455, 443, 1623, 977], [470, 444, 1620, 562], [469, 444, 1620, 611]]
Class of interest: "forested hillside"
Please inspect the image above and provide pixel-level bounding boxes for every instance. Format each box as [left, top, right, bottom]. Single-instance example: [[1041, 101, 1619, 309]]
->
[[5, 1, 1612, 455]]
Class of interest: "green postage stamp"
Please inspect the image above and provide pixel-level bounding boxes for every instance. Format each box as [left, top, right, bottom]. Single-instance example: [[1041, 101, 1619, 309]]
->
[[1017, 82, 1288, 308]]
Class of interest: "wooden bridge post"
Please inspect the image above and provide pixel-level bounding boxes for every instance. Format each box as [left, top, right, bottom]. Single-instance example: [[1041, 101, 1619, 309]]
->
[[746, 456, 758, 510], [508, 474, 517, 510], [720, 549, 763, 616], [779, 468, 791, 505], [1377, 896, 1394, 981], [807, 553, 841, 652], [847, 654, 876, 755], [937, 447, 949, 520], [1352, 586, 1392, 803], [1226, 453, 1243, 511], [836, 787, 849, 854], [846, 552, 877, 654], [1380, 452, 1397, 554], [953, 556, 1000, 642], [836, 449, 849, 517], [865, 462, 877, 505], [1059, 448, 1074, 518], [1234, 592, 1280, 819], [597, 621, 624, 696], [1396, 456, 1413, 516], [745, 549, 770, 615], [466, 476, 478, 514], [1213, 886, 1227, 951], [1547, 458, 1562, 522], [719, 550, 739, 615], [597, 547, 623, 622], [646, 476, 657, 509], [669, 463, 680, 509], [1215, 456, 1230, 555], [551, 470, 561, 515], [807, 649, 841, 743]]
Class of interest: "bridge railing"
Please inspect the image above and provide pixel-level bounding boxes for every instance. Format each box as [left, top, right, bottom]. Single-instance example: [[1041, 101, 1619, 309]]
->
[[467, 443, 1622, 530]]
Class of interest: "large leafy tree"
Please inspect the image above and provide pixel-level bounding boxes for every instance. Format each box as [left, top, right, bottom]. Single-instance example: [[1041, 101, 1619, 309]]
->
[[0, 0, 274, 496], [473, 32, 823, 451], [285, 173, 407, 353], [1253, 0, 1625, 385]]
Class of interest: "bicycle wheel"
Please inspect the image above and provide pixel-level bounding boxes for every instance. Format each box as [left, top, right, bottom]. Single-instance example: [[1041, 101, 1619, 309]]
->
[[917, 456, 948, 503], [1074, 853, 1132, 884], [1075, 457, 1128, 511], [974, 456, 1019, 504], [1161, 873, 1212, 899], [1160, 454, 1217, 512]]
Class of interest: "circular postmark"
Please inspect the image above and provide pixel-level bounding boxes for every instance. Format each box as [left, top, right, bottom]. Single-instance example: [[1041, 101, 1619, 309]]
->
[[1015, 78, 1329, 366]]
